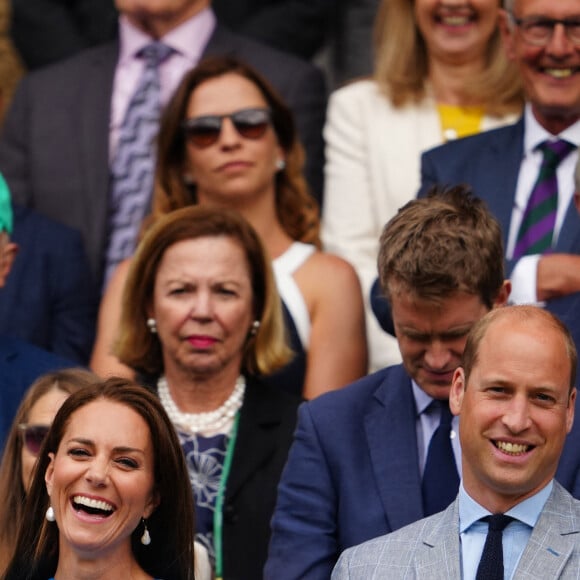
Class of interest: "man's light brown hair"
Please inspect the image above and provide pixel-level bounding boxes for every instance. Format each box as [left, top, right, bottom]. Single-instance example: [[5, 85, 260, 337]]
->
[[378, 185, 505, 308]]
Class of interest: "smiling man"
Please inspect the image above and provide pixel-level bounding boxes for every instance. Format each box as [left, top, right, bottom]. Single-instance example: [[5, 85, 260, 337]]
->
[[265, 186, 512, 579], [420, 0, 580, 316], [333, 305, 580, 579]]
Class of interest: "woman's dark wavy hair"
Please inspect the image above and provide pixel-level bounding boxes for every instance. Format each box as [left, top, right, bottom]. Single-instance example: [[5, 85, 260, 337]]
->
[[147, 55, 321, 247], [4, 378, 195, 580]]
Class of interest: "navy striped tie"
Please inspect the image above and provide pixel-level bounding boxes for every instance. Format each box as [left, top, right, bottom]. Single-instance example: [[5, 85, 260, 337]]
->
[[513, 139, 575, 260], [104, 41, 173, 286]]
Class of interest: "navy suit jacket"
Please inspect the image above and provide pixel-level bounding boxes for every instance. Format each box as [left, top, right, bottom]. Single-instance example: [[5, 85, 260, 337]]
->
[[0, 23, 326, 283], [0, 204, 98, 363], [265, 364, 580, 580], [418, 117, 580, 275], [0, 335, 74, 452]]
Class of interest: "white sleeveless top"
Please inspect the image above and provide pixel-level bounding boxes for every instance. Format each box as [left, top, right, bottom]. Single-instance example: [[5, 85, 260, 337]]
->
[[272, 242, 315, 349]]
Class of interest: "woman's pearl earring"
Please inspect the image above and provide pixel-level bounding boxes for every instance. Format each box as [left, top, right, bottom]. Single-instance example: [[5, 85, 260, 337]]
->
[[45, 506, 55, 522], [141, 518, 151, 545], [276, 159, 286, 171], [147, 318, 157, 334]]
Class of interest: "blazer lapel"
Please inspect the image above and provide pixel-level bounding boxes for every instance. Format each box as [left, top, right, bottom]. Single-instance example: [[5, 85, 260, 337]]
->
[[365, 366, 424, 531], [476, 118, 525, 245], [225, 379, 282, 499], [202, 25, 238, 59], [416, 501, 462, 580], [514, 482, 580, 579], [78, 42, 118, 263], [556, 201, 580, 254]]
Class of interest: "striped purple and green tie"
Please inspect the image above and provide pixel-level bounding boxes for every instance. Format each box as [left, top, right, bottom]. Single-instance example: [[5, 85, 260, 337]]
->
[[513, 139, 575, 260]]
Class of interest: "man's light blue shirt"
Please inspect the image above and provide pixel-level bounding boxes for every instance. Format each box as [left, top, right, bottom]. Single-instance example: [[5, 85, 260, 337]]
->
[[459, 480, 553, 579]]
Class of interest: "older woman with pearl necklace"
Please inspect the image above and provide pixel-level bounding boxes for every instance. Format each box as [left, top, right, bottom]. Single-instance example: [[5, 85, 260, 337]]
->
[[115, 205, 301, 580]]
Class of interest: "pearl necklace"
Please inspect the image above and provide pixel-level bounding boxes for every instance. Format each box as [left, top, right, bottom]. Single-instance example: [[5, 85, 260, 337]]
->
[[158, 375, 246, 435]]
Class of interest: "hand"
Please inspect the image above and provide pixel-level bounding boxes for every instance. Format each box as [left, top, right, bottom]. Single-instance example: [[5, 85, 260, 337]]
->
[[537, 254, 580, 301]]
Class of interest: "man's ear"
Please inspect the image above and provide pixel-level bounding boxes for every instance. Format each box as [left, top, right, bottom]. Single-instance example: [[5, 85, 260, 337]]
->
[[449, 367, 466, 416], [493, 280, 511, 308], [0, 241, 18, 287]]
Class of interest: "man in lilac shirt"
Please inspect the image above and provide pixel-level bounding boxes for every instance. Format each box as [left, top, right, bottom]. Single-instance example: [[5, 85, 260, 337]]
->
[[0, 0, 326, 287]]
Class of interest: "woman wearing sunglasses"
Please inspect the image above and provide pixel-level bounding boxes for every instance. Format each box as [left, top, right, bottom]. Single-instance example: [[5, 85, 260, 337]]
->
[[0, 368, 101, 574], [91, 56, 367, 400]]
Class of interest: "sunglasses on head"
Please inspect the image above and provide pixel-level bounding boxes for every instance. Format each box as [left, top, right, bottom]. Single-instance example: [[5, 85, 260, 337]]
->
[[19, 423, 50, 456], [182, 107, 272, 148]]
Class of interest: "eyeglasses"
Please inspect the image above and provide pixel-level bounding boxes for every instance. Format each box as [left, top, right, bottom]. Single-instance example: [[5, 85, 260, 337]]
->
[[18, 424, 50, 455], [182, 108, 272, 148], [510, 13, 580, 47]]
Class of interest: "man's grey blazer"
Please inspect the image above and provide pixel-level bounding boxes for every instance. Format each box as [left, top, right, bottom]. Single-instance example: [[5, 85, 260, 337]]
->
[[0, 24, 326, 284], [332, 481, 580, 580]]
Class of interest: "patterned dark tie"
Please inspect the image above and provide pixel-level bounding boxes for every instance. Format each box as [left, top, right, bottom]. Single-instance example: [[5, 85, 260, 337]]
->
[[512, 139, 575, 260], [421, 400, 460, 516], [104, 41, 174, 286], [476, 514, 513, 580]]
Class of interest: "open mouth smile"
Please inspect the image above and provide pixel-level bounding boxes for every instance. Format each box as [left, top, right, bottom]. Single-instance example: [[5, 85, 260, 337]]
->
[[493, 440, 533, 456], [72, 495, 116, 517], [541, 66, 580, 79]]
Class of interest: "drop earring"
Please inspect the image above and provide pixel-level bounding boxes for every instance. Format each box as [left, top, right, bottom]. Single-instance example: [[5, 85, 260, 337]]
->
[[45, 505, 55, 522], [141, 518, 151, 545], [276, 159, 286, 171], [146, 318, 157, 334]]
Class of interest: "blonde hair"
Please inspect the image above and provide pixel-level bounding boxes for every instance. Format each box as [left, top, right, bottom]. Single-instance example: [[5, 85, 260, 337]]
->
[[373, 0, 523, 115]]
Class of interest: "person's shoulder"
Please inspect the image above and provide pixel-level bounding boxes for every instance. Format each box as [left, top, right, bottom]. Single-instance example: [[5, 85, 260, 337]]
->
[[17, 41, 118, 88], [302, 250, 360, 285], [0, 334, 74, 369], [208, 24, 323, 80], [330, 78, 380, 102], [424, 116, 523, 160], [306, 364, 408, 415], [247, 374, 302, 408], [13, 204, 84, 246]]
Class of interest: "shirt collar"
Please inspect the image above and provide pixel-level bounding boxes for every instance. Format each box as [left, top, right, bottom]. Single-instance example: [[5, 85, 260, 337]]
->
[[412, 380, 435, 416], [459, 479, 553, 533], [118, 7, 216, 64], [523, 103, 580, 155]]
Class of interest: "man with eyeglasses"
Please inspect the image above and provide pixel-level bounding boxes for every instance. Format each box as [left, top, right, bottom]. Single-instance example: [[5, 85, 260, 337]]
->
[[0, 174, 73, 453], [419, 0, 580, 323]]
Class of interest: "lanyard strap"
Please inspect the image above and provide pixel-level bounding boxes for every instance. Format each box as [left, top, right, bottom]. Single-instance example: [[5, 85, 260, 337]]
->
[[213, 411, 240, 580]]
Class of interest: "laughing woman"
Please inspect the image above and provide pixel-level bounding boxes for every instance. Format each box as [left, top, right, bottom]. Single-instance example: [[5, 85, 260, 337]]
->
[[3, 379, 196, 580]]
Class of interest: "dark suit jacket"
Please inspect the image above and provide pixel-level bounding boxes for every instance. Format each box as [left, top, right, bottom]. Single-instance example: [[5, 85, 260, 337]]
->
[[0, 24, 326, 283], [265, 364, 580, 579], [11, 0, 117, 69], [213, 0, 333, 59], [0, 335, 74, 452], [418, 117, 580, 275], [0, 204, 98, 363], [223, 377, 301, 580]]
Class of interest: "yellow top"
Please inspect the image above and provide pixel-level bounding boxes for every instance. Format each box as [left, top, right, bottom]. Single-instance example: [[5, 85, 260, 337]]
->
[[437, 104, 485, 141]]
